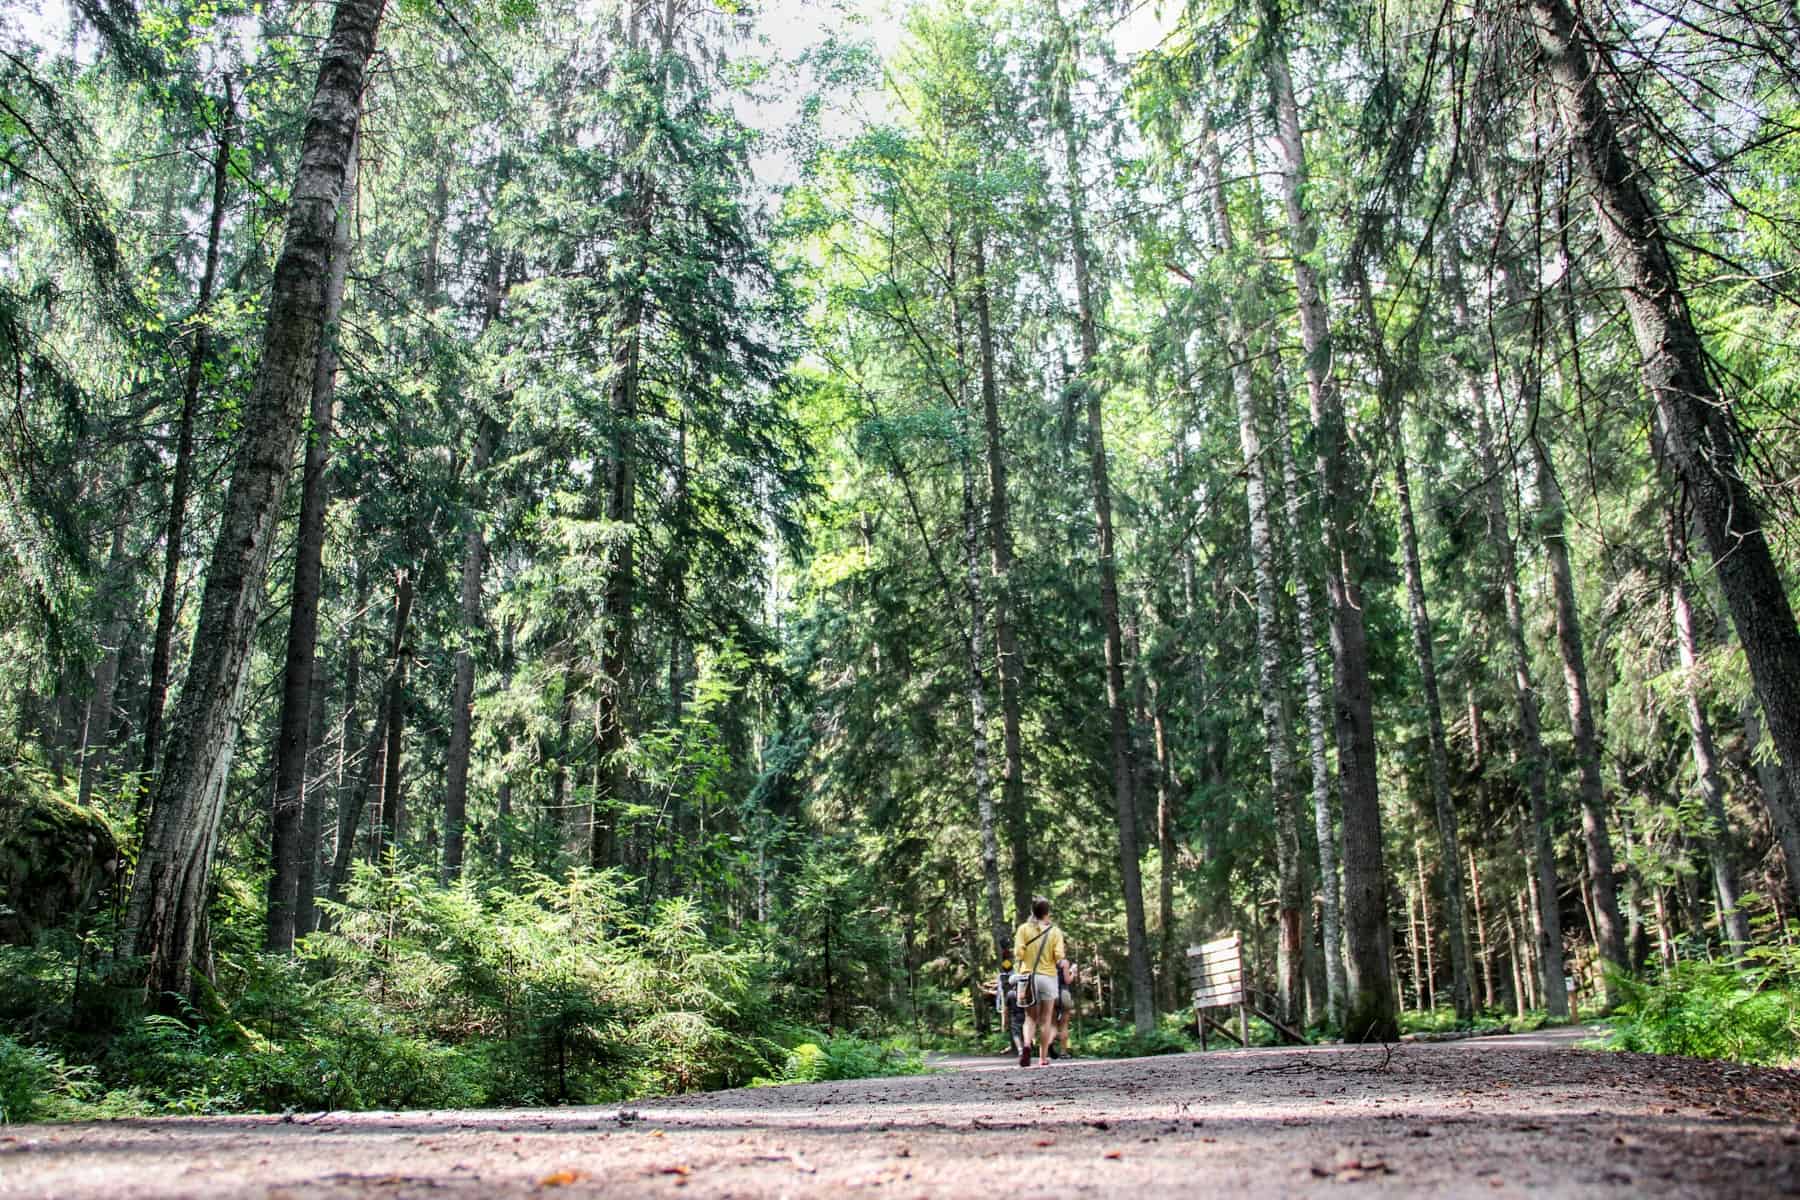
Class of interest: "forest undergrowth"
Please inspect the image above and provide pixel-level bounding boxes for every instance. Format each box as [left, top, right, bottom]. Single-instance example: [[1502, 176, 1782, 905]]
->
[[0, 854, 926, 1122]]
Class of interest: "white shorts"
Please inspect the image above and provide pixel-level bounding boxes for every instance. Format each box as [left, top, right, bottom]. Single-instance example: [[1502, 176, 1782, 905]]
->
[[1018, 973, 1057, 1008]]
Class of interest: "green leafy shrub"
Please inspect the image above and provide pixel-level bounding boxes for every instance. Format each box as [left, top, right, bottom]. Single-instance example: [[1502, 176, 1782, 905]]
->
[[1608, 961, 1799, 1066], [1081, 1017, 1193, 1058], [0, 1034, 51, 1123], [1398, 1007, 1515, 1037], [760, 1033, 926, 1084], [298, 865, 782, 1106]]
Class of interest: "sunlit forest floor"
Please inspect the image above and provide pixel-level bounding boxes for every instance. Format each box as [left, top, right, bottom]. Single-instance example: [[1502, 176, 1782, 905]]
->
[[3, 1026, 1795, 1198]]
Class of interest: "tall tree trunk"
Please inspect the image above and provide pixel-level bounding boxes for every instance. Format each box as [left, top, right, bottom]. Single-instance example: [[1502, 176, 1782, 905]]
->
[[294, 670, 329, 938], [496, 616, 516, 875], [1051, 9, 1154, 1031], [139, 79, 236, 809], [1150, 679, 1179, 1011], [327, 568, 410, 903], [1263, 11, 1395, 1040], [442, 419, 492, 883], [1447, 238, 1569, 1018], [947, 237, 1009, 962], [1469, 848, 1495, 1008], [443, 251, 507, 884], [375, 571, 412, 861], [1274, 368, 1346, 1027], [324, 564, 367, 907], [1527, 0, 1800, 903], [593, 300, 640, 868], [1358, 264, 1476, 1022], [590, 9, 679, 870], [124, 2, 384, 1004], [78, 505, 132, 810], [550, 660, 576, 852], [1415, 838, 1438, 1010], [267, 127, 358, 952], [1529, 436, 1627, 1002], [1667, 515, 1751, 951], [1204, 134, 1302, 1026], [1742, 701, 1800, 911], [972, 228, 1031, 925]]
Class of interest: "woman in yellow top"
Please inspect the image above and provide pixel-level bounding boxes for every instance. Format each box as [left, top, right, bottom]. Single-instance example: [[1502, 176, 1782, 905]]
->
[[1012, 896, 1066, 1067]]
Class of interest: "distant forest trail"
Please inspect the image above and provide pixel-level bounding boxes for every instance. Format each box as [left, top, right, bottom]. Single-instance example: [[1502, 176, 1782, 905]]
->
[[4, 1028, 1796, 1198]]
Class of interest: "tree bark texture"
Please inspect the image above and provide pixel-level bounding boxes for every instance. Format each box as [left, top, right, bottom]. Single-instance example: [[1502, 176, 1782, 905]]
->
[[267, 127, 358, 953], [1388, 394, 1475, 1021], [139, 80, 235, 808], [972, 228, 1032, 925], [1668, 516, 1751, 950], [327, 568, 411, 903], [1530, 437, 1627, 1002], [1205, 134, 1303, 1025], [1050, 7, 1154, 1030], [1741, 701, 1800, 911], [593, 293, 641, 869], [1447, 237, 1569, 1018], [1526, 0, 1800, 904], [947, 252, 1009, 963], [78, 506, 132, 810], [294, 671, 329, 937], [324, 564, 367, 908], [496, 617, 517, 875], [443, 249, 507, 883], [375, 570, 412, 860], [1262, 15, 1395, 1040], [124, 1, 385, 1003], [1150, 681, 1180, 1010], [1355, 260, 1475, 1022], [1273, 369, 1347, 1027]]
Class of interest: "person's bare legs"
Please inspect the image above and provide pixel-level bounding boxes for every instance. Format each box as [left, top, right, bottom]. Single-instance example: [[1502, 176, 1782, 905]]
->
[[1029, 999, 1055, 1066]]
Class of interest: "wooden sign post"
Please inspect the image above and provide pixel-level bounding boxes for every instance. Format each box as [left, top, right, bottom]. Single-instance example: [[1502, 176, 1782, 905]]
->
[[1188, 934, 1248, 1049]]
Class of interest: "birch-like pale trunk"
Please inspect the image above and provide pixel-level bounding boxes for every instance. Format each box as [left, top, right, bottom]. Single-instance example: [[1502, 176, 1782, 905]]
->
[[1262, 10, 1395, 1040], [1204, 134, 1303, 1025], [1047, 0, 1153, 1031], [972, 228, 1031, 924], [950, 233, 1008, 960], [1274, 369, 1346, 1026], [124, 0, 386, 1003], [78, 508, 131, 810]]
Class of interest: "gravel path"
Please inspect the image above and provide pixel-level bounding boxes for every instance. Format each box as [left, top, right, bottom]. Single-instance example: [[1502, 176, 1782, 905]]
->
[[3, 1026, 1797, 1198]]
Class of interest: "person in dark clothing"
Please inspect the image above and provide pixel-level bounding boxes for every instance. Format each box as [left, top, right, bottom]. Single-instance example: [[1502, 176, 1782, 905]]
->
[[997, 956, 1025, 1056]]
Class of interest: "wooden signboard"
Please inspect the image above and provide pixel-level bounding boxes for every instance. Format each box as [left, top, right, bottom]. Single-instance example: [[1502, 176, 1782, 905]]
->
[[1188, 934, 1249, 1049]]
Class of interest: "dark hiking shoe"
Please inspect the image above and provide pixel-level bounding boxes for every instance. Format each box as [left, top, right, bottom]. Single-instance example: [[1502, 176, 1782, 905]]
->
[[1018, 1047, 1032, 1067]]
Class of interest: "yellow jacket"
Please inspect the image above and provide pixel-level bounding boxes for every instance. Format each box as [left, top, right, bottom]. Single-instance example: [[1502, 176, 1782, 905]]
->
[[1012, 920, 1064, 979]]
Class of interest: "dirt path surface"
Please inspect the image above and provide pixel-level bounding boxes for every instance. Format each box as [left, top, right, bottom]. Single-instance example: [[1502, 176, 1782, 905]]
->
[[4, 1027, 1797, 1198]]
